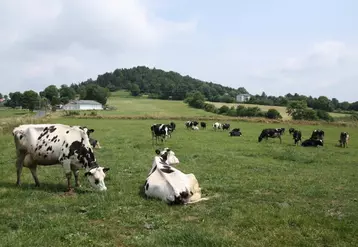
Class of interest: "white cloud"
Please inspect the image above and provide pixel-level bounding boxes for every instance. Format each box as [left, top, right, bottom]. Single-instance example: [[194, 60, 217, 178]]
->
[[0, 0, 197, 94], [246, 41, 358, 102]]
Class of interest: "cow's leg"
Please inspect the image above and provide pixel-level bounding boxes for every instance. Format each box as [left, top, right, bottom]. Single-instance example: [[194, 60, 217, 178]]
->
[[15, 151, 25, 186], [61, 160, 73, 191], [29, 165, 40, 187], [279, 135, 282, 144], [71, 165, 80, 187]]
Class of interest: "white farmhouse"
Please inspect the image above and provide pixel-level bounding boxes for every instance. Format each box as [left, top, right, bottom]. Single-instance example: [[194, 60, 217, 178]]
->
[[236, 94, 251, 103], [62, 100, 103, 110]]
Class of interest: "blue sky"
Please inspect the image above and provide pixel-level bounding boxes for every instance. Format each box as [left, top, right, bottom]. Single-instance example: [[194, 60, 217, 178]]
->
[[0, 0, 357, 102]]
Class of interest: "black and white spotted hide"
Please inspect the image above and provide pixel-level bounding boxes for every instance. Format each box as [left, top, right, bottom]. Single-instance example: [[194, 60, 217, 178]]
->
[[12, 124, 110, 191], [151, 124, 171, 144], [144, 148, 208, 205]]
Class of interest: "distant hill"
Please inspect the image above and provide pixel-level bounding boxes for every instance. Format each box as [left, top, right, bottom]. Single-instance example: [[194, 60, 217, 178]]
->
[[73, 66, 248, 102]]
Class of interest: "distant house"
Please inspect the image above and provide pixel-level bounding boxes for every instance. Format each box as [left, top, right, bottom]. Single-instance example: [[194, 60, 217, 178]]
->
[[0, 98, 4, 103], [62, 100, 103, 111], [236, 94, 251, 103]]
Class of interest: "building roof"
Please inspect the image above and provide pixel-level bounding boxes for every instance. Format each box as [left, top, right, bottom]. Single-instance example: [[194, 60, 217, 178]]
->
[[66, 100, 102, 105]]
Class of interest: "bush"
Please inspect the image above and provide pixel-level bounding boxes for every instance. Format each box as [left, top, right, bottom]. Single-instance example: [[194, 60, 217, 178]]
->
[[316, 109, 334, 121], [218, 105, 230, 114], [203, 103, 217, 113], [266, 109, 282, 119]]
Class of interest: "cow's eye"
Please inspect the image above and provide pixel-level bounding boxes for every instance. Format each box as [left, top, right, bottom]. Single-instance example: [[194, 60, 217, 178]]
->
[[94, 179, 99, 185]]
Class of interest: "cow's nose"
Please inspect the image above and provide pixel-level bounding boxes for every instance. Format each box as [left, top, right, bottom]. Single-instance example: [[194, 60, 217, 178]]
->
[[99, 186, 107, 191]]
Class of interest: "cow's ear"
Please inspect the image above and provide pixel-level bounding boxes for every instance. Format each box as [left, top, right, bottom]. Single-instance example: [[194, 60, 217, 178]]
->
[[155, 149, 161, 155], [88, 129, 95, 133], [166, 148, 171, 152], [84, 172, 92, 177], [103, 167, 110, 173]]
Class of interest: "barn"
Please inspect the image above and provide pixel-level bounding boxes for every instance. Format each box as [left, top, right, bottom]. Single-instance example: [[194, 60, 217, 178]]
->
[[62, 100, 103, 110]]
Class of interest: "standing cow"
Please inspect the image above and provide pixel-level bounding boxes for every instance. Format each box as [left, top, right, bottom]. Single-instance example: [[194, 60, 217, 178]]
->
[[12, 124, 110, 191], [151, 123, 172, 144], [213, 122, 222, 131], [258, 128, 282, 143], [339, 132, 349, 148], [200, 122, 207, 129], [292, 130, 302, 145]]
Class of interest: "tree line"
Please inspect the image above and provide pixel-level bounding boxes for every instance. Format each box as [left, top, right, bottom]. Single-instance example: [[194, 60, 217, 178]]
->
[[1, 66, 357, 116]]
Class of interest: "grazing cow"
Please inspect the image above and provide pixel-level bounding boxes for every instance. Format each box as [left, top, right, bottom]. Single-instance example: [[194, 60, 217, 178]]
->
[[310, 129, 325, 140], [258, 128, 282, 143], [222, 123, 231, 131], [143, 148, 209, 205], [86, 129, 101, 149], [289, 128, 295, 135], [192, 126, 199, 131], [200, 122, 207, 129], [229, 128, 242, 137], [213, 122, 222, 131], [276, 128, 285, 135], [12, 124, 110, 191], [301, 139, 323, 147], [339, 132, 349, 148], [185, 121, 198, 129], [292, 130, 302, 145], [151, 124, 171, 144]]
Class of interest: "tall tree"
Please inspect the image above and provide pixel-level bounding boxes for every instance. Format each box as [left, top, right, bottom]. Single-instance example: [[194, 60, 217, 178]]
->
[[22, 90, 40, 111], [40, 85, 59, 105]]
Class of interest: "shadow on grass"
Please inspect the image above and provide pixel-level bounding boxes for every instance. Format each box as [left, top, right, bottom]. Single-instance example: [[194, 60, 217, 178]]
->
[[0, 181, 92, 194]]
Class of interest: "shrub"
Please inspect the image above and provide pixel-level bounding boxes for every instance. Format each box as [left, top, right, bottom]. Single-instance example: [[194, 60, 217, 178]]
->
[[266, 109, 282, 119], [218, 105, 230, 114], [316, 110, 334, 122], [63, 110, 80, 116]]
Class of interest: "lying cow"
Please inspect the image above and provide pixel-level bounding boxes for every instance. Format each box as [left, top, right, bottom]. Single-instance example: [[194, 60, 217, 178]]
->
[[258, 128, 282, 143], [192, 126, 199, 130], [311, 129, 325, 140], [301, 139, 323, 147], [229, 128, 242, 137], [185, 121, 198, 129], [339, 132, 349, 148], [143, 148, 209, 205], [292, 130, 302, 145], [12, 124, 110, 191]]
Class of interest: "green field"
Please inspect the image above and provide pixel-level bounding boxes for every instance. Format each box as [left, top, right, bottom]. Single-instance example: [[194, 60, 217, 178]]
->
[[0, 108, 35, 119], [103, 91, 217, 118], [1, 115, 358, 246]]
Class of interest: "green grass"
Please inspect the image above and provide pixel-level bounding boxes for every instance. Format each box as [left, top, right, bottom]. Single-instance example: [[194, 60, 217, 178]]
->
[[0, 108, 34, 118], [103, 91, 216, 118], [1, 118, 358, 246]]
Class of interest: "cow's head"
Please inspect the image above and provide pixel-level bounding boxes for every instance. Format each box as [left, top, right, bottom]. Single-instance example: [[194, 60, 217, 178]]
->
[[155, 148, 179, 165], [84, 165, 110, 191]]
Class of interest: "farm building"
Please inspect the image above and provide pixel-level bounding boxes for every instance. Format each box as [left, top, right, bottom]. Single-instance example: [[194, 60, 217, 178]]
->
[[236, 93, 251, 102], [62, 100, 103, 110]]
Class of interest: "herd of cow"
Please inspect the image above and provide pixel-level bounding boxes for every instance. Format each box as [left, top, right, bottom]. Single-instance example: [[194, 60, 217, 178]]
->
[[10, 121, 350, 205]]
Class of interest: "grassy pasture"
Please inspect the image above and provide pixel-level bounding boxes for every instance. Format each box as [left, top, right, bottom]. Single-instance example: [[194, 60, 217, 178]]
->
[[104, 91, 217, 118], [1, 118, 358, 246], [0, 108, 35, 119]]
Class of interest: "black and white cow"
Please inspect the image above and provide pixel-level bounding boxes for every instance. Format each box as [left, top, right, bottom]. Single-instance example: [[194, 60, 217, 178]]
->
[[151, 124, 171, 144], [339, 132, 349, 148], [276, 128, 285, 135], [200, 122, 207, 129], [213, 122, 223, 131], [169, 122, 176, 133], [292, 130, 302, 145], [222, 123, 230, 131], [86, 129, 101, 149], [185, 121, 198, 129], [289, 128, 296, 135], [310, 129, 325, 140], [143, 148, 209, 205], [12, 124, 110, 191], [301, 139, 323, 147], [258, 128, 282, 143], [229, 128, 242, 137]]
